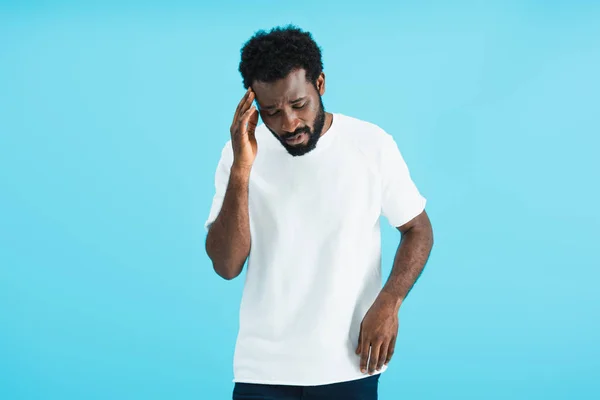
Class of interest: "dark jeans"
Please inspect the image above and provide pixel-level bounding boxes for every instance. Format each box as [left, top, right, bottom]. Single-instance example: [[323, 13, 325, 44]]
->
[[232, 373, 380, 400]]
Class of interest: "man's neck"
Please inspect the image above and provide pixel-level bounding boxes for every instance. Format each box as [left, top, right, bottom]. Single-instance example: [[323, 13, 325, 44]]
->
[[320, 112, 334, 137]]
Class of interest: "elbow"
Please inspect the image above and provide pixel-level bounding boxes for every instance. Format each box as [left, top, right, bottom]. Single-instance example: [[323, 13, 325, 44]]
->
[[205, 232, 246, 280], [206, 248, 243, 280], [209, 258, 242, 280], [215, 264, 241, 280]]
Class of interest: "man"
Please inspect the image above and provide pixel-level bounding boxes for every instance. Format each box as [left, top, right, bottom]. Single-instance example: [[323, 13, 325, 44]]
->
[[205, 25, 434, 400]]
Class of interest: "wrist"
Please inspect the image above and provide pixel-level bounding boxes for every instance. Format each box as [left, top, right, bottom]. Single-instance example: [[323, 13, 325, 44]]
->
[[231, 162, 253, 176], [230, 163, 252, 186], [378, 289, 403, 312]]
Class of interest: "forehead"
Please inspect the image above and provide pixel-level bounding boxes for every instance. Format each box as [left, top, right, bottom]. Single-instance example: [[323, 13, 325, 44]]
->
[[252, 69, 313, 106]]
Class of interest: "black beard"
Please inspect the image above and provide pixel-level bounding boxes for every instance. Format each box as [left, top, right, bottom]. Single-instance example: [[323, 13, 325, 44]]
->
[[267, 96, 326, 157]]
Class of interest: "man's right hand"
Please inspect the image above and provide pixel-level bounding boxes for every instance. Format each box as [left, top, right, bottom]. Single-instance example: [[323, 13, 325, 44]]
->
[[230, 87, 259, 170]]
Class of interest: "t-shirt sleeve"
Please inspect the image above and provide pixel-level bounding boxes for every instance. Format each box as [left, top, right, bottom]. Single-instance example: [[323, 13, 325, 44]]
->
[[204, 141, 234, 232], [380, 132, 427, 228]]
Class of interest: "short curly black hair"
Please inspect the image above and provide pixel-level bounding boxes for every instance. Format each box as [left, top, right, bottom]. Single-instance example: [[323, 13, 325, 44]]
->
[[239, 25, 323, 89]]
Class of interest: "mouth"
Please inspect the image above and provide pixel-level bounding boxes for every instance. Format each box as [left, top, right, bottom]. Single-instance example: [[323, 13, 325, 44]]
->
[[285, 132, 308, 145]]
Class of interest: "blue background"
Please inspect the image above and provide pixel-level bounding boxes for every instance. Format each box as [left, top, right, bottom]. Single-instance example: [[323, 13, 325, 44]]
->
[[1, 1, 599, 399]]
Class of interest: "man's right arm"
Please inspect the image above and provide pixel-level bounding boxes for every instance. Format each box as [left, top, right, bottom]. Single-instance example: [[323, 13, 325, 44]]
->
[[206, 87, 258, 280], [205, 164, 252, 280]]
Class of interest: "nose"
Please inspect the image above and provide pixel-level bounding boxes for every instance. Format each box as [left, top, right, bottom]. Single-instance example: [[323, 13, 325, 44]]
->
[[281, 111, 301, 133]]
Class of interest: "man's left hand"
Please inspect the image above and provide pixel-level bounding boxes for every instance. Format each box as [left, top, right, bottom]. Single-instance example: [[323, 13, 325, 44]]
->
[[355, 293, 400, 374]]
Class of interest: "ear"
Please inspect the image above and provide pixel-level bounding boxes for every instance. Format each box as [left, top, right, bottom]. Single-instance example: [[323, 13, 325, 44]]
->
[[316, 72, 326, 96]]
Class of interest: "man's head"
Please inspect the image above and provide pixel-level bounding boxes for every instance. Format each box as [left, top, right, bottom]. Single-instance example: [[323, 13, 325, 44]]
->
[[239, 25, 327, 157]]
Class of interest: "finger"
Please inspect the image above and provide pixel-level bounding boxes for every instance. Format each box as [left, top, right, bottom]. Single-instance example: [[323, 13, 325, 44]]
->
[[356, 328, 363, 355], [360, 339, 370, 373], [247, 107, 258, 135], [385, 335, 396, 365], [239, 106, 257, 134], [238, 89, 255, 121], [240, 105, 256, 122], [377, 340, 389, 370], [368, 342, 380, 374], [233, 89, 250, 120], [232, 88, 252, 125]]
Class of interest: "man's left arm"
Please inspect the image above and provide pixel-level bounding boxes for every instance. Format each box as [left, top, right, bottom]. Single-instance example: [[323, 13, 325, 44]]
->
[[356, 211, 434, 375], [383, 210, 434, 310]]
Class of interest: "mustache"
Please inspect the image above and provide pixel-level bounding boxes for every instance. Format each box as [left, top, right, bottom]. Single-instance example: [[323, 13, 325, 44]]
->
[[281, 126, 311, 140]]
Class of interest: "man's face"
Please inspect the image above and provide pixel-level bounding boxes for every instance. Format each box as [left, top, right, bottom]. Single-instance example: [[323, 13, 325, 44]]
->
[[252, 69, 326, 157]]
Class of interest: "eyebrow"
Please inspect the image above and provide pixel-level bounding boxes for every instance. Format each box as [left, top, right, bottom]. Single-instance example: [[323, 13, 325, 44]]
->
[[261, 97, 307, 110]]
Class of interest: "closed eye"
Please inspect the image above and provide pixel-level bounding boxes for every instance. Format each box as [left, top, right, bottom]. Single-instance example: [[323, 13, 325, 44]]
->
[[264, 101, 307, 117]]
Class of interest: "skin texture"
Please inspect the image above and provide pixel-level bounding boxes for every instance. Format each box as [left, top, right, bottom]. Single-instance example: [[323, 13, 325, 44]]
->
[[204, 88, 257, 280], [205, 70, 333, 279], [206, 68, 434, 374], [356, 211, 434, 374], [252, 68, 333, 154]]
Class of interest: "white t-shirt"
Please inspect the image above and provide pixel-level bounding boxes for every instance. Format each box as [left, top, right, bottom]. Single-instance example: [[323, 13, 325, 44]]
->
[[205, 113, 427, 386]]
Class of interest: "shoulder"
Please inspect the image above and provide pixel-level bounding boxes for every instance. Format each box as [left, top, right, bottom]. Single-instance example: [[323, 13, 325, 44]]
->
[[335, 113, 395, 156]]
